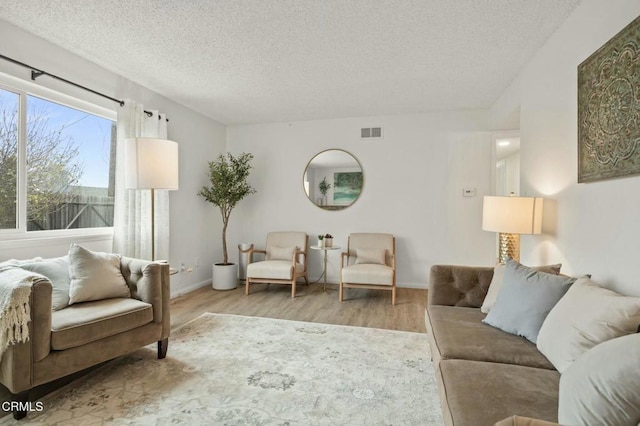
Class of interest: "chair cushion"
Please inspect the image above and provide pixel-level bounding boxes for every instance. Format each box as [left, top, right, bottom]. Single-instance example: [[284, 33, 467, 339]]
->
[[437, 360, 559, 426], [341, 264, 393, 285], [247, 260, 304, 280], [355, 248, 386, 265], [51, 298, 153, 350], [425, 305, 555, 370], [267, 245, 296, 261]]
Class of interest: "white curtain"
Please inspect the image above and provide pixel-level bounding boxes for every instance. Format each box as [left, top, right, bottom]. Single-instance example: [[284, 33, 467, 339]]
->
[[113, 99, 170, 261]]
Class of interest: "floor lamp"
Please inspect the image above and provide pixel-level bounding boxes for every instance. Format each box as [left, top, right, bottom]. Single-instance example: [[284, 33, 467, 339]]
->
[[482, 196, 543, 263], [125, 137, 179, 261]]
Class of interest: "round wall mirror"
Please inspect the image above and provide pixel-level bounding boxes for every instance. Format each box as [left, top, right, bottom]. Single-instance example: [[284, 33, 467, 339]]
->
[[303, 149, 363, 210]]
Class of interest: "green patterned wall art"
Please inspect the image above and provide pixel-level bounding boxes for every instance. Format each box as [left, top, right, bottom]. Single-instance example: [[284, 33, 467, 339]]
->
[[333, 172, 362, 204], [578, 15, 640, 183]]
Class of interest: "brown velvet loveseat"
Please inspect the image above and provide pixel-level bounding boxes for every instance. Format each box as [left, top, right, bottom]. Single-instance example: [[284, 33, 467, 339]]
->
[[0, 257, 170, 420], [426, 265, 559, 426]]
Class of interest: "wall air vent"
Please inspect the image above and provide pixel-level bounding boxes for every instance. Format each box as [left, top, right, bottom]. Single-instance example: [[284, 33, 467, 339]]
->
[[360, 126, 383, 139]]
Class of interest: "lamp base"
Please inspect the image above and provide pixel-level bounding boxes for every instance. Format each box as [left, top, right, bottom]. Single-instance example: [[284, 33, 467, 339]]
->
[[498, 233, 520, 263]]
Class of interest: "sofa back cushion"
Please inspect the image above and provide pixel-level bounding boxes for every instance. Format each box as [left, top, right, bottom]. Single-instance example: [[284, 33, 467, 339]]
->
[[68, 244, 131, 304], [558, 333, 640, 426], [537, 276, 640, 373], [480, 262, 562, 314], [21, 256, 70, 310], [482, 259, 575, 343]]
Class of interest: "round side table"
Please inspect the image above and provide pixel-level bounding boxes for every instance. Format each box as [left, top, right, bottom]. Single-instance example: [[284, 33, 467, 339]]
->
[[310, 245, 341, 292]]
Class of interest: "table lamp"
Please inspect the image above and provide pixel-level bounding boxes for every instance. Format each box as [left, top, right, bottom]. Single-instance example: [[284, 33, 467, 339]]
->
[[482, 196, 543, 263], [125, 137, 179, 261]]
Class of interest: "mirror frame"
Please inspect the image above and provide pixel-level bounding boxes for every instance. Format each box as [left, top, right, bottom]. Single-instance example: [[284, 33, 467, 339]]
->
[[303, 148, 364, 211]]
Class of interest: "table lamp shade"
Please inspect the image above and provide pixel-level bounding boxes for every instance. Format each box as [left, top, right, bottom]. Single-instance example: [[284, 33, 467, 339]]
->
[[125, 138, 179, 190], [482, 196, 543, 235]]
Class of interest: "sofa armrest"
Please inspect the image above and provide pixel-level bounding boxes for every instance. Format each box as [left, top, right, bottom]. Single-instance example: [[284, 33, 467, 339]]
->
[[120, 258, 170, 339], [0, 277, 52, 394], [428, 265, 494, 308]]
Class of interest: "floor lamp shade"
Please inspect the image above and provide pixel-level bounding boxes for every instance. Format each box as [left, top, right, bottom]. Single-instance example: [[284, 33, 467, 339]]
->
[[482, 196, 543, 263], [124, 138, 179, 190], [124, 138, 179, 261]]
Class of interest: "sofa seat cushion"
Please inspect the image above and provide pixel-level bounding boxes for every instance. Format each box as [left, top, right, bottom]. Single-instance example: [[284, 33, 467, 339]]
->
[[51, 298, 153, 350], [426, 305, 555, 370], [341, 264, 394, 285], [247, 261, 304, 280], [438, 360, 559, 426]]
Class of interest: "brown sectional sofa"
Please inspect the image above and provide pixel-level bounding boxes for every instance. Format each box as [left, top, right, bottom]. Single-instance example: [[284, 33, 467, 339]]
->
[[426, 265, 559, 426]]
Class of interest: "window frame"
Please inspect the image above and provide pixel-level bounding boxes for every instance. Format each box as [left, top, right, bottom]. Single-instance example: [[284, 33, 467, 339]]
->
[[0, 72, 117, 243]]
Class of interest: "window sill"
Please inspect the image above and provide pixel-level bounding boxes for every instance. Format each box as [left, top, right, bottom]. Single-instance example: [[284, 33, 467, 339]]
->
[[0, 229, 113, 250]]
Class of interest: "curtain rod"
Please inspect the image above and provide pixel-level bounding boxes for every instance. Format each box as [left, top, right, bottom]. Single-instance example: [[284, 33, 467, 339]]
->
[[0, 54, 168, 122]]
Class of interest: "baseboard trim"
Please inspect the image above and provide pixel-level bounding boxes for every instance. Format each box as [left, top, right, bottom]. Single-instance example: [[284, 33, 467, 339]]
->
[[171, 279, 427, 298], [396, 281, 428, 289], [171, 279, 212, 299]]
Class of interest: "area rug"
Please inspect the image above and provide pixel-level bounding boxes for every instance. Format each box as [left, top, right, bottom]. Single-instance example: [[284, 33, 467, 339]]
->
[[4, 314, 443, 425]]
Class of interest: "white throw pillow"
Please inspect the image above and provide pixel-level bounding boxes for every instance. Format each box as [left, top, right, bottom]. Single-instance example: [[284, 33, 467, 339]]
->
[[68, 244, 131, 304], [559, 333, 640, 426], [355, 248, 386, 265], [480, 264, 505, 314], [537, 276, 640, 373], [267, 245, 296, 261], [480, 262, 562, 314]]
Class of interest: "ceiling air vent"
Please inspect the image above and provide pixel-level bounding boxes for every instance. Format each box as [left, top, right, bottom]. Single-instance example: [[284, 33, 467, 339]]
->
[[360, 126, 383, 139]]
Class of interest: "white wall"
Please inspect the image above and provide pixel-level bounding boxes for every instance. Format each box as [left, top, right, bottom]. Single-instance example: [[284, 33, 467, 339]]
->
[[0, 21, 226, 296], [227, 111, 496, 287], [491, 0, 640, 295]]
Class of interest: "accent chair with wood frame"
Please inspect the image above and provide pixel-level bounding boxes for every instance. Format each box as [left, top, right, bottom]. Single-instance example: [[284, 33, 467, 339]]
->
[[245, 231, 309, 298], [340, 233, 396, 305]]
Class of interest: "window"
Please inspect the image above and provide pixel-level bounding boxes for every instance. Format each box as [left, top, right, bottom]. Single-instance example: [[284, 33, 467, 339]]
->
[[0, 80, 116, 237], [0, 89, 18, 230]]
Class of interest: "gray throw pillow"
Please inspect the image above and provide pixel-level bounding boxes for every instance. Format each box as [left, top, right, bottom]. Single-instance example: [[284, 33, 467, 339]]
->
[[68, 244, 130, 304], [482, 259, 576, 343], [559, 333, 640, 426], [21, 256, 70, 311]]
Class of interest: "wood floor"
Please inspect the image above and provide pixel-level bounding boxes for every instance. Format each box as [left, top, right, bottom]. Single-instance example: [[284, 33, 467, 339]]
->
[[171, 282, 428, 333]]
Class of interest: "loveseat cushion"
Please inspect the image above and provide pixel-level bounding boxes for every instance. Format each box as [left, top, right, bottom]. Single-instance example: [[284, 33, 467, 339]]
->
[[247, 260, 304, 280], [341, 264, 394, 285], [426, 305, 554, 370], [437, 359, 559, 426], [51, 298, 153, 350]]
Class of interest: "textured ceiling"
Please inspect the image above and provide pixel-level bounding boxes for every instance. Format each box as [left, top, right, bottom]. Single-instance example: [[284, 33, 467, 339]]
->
[[0, 1, 582, 125]]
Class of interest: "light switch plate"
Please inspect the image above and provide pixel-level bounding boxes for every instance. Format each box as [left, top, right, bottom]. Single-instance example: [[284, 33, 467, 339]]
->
[[463, 188, 476, 197]]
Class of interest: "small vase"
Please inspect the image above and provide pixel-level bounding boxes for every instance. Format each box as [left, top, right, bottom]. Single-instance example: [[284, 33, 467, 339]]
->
[[325, 238, 333, 248]]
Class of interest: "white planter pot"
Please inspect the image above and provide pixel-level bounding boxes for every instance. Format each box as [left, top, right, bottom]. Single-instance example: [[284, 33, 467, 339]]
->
[[212, 263, 238, 290]]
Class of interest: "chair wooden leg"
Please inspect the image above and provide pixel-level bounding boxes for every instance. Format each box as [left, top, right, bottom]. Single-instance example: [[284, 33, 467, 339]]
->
[[291, 280, 296, 298], [11, 391, 28, 420], [158, 338, 169, 359], [245, 277, 250, 295], [392, 286, 396, 306], [339, 281, 344, 301]]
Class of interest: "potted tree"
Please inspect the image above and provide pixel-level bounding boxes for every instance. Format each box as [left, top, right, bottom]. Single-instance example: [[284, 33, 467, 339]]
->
[[319, 176, 331, 206], [199, 152, 256, 290]]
